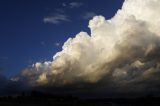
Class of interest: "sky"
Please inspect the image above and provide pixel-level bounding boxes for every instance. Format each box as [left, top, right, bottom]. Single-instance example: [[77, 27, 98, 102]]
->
[[0, 0, 123, 77], [1, 0, 160, 97]]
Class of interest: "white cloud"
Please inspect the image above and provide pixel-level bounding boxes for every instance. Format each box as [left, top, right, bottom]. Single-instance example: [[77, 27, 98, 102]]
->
[[82, 12, 97, 20], [43, 14, 70, 24]]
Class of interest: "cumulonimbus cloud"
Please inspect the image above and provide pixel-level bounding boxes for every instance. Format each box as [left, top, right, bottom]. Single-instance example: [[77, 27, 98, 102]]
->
[[12, 0, 160, 96]]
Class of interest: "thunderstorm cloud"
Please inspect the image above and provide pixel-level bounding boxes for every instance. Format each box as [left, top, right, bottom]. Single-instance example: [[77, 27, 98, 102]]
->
[[11, 0, 160, 96]]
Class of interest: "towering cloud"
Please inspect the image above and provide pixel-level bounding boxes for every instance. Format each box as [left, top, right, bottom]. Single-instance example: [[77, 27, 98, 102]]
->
[[12, 0, 160, 96]]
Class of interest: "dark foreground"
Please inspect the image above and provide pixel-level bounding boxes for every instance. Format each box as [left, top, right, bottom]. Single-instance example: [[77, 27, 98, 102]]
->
[[0, 92, 160, 106]]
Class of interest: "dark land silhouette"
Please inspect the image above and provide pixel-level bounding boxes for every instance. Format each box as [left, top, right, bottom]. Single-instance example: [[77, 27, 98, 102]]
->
[[0, 91, 160, 106]]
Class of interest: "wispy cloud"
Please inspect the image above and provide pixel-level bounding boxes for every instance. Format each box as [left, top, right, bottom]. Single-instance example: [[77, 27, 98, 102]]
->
[[82, 12, 97, 20], [62, 3, 67, 7], [55, 42, 60, 47], [62, 2, 83, 8], [40, 41, 46, 46], [43, 14, 70, 24], [69, 2, 83, 8], [55, 8, 65, 13]]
